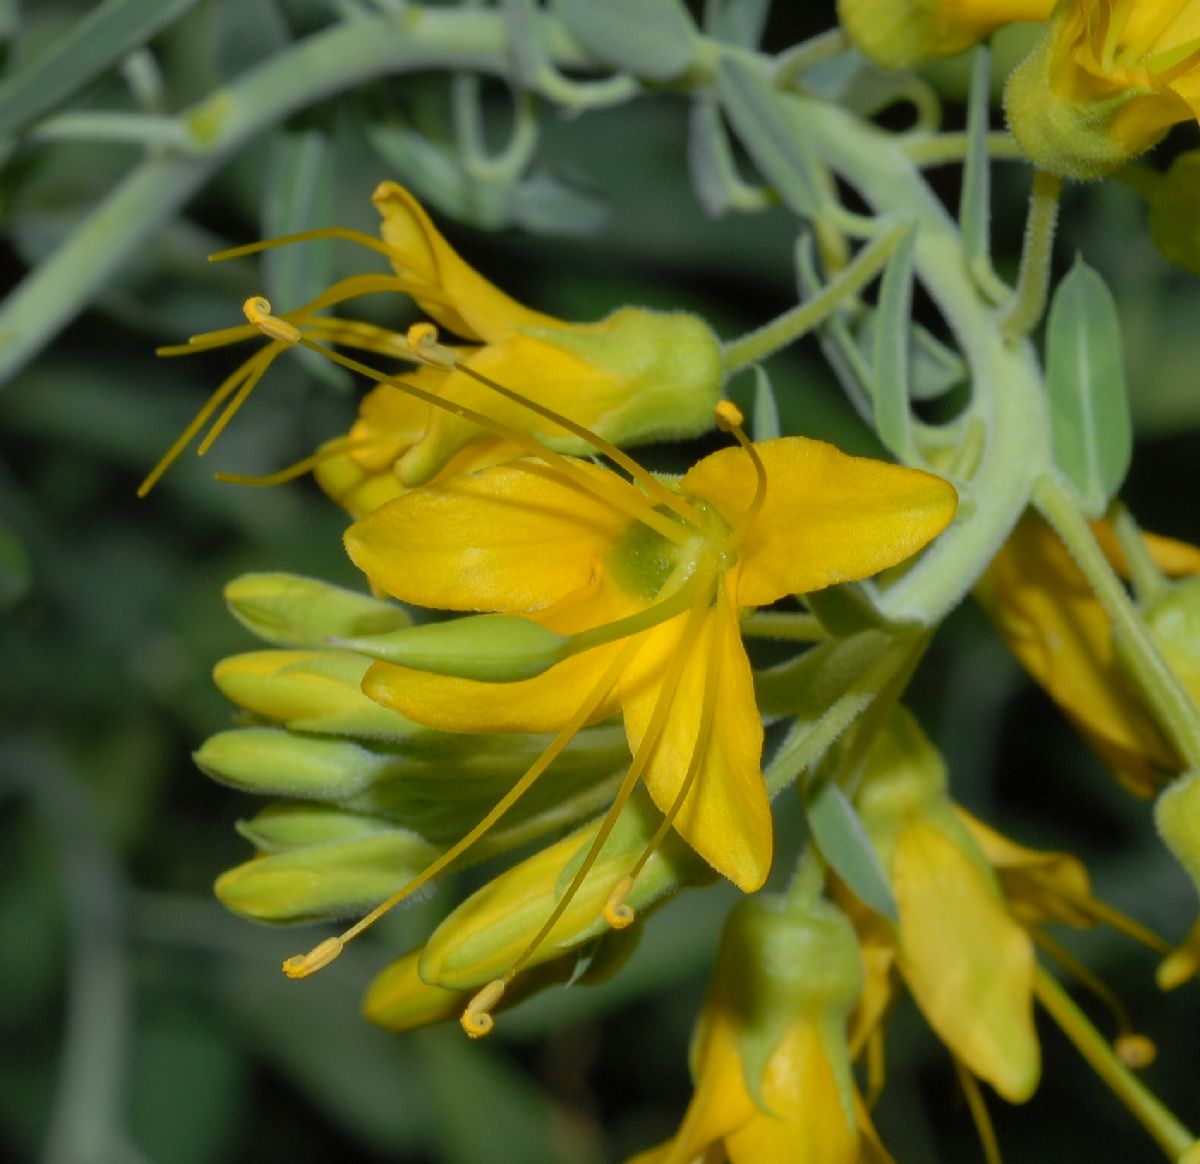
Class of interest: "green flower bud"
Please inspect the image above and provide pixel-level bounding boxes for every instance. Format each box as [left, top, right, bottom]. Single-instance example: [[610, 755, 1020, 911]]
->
[[362, 948, 467, 1033], [212, 649, 418, 738], [195, 729, 390, 799], [1156, 770, 1200, 898], [215, 827, 439, 923], [235, 804, 394, 853], [418, 787, 712, 990], [224, 572, 410, 648], [718, 893, 862, 1115], [336, 614, 570, 682], [521, 307, 723, 451], [1146, 578, 1200, 696]]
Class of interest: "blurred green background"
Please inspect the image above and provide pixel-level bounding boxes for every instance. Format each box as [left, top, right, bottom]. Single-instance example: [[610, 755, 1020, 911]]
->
[[3, 2, 1200, 1162]]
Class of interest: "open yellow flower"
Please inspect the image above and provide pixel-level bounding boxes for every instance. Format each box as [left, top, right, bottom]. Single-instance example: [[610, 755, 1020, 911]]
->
[[344, 424, 957, 895], [839, 0, 1052, 69], [976, 514, 1200, 794], [1006, 0, 1200, 178], [139, 183, 724, 504]]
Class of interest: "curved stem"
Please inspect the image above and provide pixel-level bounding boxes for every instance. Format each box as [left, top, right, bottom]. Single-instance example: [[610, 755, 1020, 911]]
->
[[1035, 473, 1200, 768], [1000, 169, 1062, 342], [1034, 967, 1194, 1160]]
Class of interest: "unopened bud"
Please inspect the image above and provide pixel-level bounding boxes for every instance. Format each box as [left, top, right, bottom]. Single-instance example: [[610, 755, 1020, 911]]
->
[[224, 572, 409, 648], [336, 614, 570, 682], [1156, 770, 1200, 898]]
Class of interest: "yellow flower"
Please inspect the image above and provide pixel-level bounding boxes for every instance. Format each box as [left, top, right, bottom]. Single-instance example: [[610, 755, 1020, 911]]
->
[[839, 0, 1052, 69], [976, 514, 1200, 794], [850, 708, 1040, 1103], [140, 183, 724, 504], [628, 893, 891, 1164], [345, 425, 957, 894], [1006, 0, 1200, 178]]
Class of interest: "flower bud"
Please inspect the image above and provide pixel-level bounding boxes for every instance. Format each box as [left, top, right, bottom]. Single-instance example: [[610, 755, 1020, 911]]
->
[[1006, 3, 1200, 180], [215, 825, 439, 923], [1148, 152, 1200, 276], [839, 0, 1052, 70], [1146, 578, 1200, 696], [1156, 770, 1200, 898], [335, 614, 570, 682], [212, 649, 419, 738], [418, 787, 711, 990], [224, 572, 410, 648]]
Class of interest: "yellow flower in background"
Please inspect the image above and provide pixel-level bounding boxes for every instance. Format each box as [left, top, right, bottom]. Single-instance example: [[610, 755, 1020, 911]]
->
[[345, 427, 957, 893], [850, 707, 1040, 1103], [977, 514, 1200, 794], [1007, 0, 1200, 178], [629, 893, 891, 1164], [839, 0, 1052, 69], [140, 182, 724, 500]]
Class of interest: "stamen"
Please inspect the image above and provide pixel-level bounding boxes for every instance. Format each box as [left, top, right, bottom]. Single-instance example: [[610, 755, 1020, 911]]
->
[[502, 578, 714, 989], [292, 333, 697, 547], [195, 341, 284, 457], [864, 1025, 886, 1108], [279, 637, 641, 977], [282, 936, 343, 979], [433, 332, 705, 528], [606, 575, 727, 925], [461, 978, 506, 1038], [714, 401, 768, 545], [954, 1057, 1003, 1164], [406, 322, 458, 369], [137, 346, 279, 496], [209, 225, 414, 269], [564, 577, 701, 657], [602, 877, 636, 929], [1030, 876, 1172, 955], [213, 438, 375, 488], [244, 296, 302, 346], [1032, 928, 1154, 1062]]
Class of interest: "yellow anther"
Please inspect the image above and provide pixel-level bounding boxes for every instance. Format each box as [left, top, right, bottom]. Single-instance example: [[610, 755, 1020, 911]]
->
[[243, 296, 302, 345], [461, 978, 506, 1038], [1115, 1033, 1157, 1069], [714, 400, 745, 431], [282, 936, 344, 979], [603, 876, 637, 929], [406, 321, 457, 368]]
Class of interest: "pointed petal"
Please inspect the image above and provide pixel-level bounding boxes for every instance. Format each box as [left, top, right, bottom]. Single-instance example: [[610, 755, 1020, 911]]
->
[[620, 595, 771, 892], [894, 819, 1040, 1103], [360, 580, 634, 733], [682, 437, 957, 607], [372, 182, 557, 340], [345, 457, 632, 612], [726, 1022, 859, 1164]]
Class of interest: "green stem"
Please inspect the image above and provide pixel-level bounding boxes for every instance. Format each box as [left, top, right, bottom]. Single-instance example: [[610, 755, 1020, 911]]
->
[[902, 130, 1025, 167], [1000, 169, 1062, 341], [1112, 502, 1170, 604], [784, 844, 828, 907], [0, 6, 622, 389], [722, 224, 905, 372], [773, 29, 849, 85], [794, 97, 1052, 624], [1035, 473, 1200, 768], [29, 111, 190, 149], [740, 611, 828, 642], [1034, 967, 1194, 1160]]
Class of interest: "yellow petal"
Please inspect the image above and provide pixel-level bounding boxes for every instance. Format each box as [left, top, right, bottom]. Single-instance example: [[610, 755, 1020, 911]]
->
[[372, 181, 557, 340], [1091, 519, 1200, 579], [726, 1021, 859, 1164], [977, 516, 1179, 792], [345, 457, 632, 612], [394, 335, 626, 486], [893, 819, 1040, 1103], [682, 437, 957, 607], [619, 594, 771, 892], [361, 578, 635, 733]]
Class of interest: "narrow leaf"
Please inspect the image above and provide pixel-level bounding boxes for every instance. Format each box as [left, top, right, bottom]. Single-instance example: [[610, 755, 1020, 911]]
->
[[552, 0, 698, 81], [807, 779, 898, 921], [751, 365, 780, 442], [717, 56, 822, 218], [959, 47, 992, 276], [872, 227, 917, 459], [0, 0, 204, 138], [1044, 257, 1132, 514]]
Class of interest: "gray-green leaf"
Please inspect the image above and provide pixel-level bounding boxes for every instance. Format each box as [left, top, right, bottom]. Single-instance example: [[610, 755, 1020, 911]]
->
[[1044, 257, 1132, 515], [806, 779, 898, 921], [552, 0, 698, 81]]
